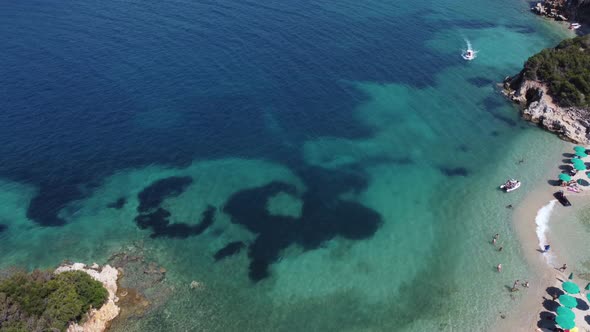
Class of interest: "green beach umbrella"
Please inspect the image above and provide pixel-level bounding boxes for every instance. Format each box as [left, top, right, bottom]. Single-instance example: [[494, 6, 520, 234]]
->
[[572, 158, 584, 165], [556, 306, 575, 320], [576, 150, 588, 158], [568, 272, 574, 280], [559, 173, 572, 182], [555, 315, 576, 330], [574, 146, 586, 151], [563, 281, 580, 294], [574, 162, 586, 171], [559, 294, 577, 308], [587, 293, 590, 302]]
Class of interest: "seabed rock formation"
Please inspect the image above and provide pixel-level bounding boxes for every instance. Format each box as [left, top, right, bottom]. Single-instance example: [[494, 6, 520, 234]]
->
[[503, 75, 590, 144], [105, 243, 173, 331]]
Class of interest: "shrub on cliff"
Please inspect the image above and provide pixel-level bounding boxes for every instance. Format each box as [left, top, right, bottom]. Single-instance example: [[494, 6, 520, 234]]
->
[[0, 269, 108, 332], [523, 35, 590, 107]]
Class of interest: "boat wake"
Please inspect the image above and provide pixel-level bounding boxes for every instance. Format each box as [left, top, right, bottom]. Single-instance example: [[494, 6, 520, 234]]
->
[[461, 39, 477, 61], [535, 200, 556, 264]]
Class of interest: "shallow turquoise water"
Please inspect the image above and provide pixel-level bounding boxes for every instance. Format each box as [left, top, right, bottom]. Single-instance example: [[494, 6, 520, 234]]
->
[[0, 0, 577, 330]]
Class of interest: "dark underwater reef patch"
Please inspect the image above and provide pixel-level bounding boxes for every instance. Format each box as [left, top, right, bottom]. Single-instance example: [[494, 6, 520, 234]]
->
[[479, 96, 518, 127], [107, 197, 127, 209], [457, 144, 470, 152], [134, 206, 216, 239], [507, 24, 536, 34], [467, 77, 494, 88], [438, 166, 469, 177], [214, 241, 246, 261], [0, 224, 6, 233], [133, 176, 215, 238], [223, 167, 382, 282], [26, 184, 85, 226], [137, 176, 193, 213]]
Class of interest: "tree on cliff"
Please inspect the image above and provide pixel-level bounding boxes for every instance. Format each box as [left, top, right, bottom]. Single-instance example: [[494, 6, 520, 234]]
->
[[523, 35, 590, 107], [0, 270, 108, 332]]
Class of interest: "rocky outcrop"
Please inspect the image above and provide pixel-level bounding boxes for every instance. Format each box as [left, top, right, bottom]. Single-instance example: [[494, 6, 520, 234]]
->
[[531, 0, 569, 20], [531, 0, 590, 23], [503, 75, 590, 143], [103, 243, 173, 331], [55, 263, 120, 332]]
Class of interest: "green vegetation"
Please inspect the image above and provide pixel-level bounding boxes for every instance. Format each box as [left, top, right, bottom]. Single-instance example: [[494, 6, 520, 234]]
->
[[523, 35, 590, 107], [0, 270, 108, 332]]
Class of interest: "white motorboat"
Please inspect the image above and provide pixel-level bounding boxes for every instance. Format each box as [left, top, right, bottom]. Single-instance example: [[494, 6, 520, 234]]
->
[[462, 49, 475, 61], [500, 179, 521, 192], [569, 23, 581, 30]]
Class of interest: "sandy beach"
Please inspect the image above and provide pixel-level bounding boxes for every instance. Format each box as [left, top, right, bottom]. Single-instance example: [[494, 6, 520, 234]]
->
[[494, 145, 590, 332]]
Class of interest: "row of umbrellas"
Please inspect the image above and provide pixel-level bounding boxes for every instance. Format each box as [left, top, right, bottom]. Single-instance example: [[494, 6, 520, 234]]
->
[[554, 146, 588, 331], [554, 274, 590, 330], [559, 147, 590, 181]]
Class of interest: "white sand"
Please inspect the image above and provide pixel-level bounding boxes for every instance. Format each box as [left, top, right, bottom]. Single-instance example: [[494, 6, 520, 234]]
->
[[494, 150, 590, 331]]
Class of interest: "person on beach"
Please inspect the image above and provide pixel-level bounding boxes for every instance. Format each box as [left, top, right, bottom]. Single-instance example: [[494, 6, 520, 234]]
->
[[512, 280, 519, 292], [492, 233, 499, 245], [551, 293, 558, 301], [497, 264, 502, 272], [558, 263, 567, 272], [523, 281, 529, 288]]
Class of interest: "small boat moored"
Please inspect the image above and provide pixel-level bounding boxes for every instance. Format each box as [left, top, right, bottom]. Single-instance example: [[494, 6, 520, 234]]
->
[[569, 23, 581, 30], [500, 179, 521, 192], [554, 190, 572, 206]]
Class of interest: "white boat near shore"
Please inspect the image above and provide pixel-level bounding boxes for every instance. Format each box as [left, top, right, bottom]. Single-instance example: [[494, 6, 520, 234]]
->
[[569, 23, 581, 30], [500, 179, 521, 192]]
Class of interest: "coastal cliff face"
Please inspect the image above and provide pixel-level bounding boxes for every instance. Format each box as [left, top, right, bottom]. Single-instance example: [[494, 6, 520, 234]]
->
[[504, 75, 590, 143], [503, 35, 590, 143], [531, 0, 590, 22], [55, 263, 121, 332]]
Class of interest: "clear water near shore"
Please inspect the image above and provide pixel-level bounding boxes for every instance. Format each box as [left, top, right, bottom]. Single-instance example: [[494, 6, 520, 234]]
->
[[0, 0, 576, 330]]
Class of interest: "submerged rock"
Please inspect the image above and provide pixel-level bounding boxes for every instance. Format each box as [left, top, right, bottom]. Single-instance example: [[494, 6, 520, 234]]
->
[[105, 243, 172, 330]]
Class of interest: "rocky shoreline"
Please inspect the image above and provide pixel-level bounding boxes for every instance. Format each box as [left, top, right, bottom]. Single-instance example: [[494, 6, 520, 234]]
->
[[531, 0, 590, 24], [503, 74, 590, 144], [55, 263, 121, 332], [52, 243, 171, 332]]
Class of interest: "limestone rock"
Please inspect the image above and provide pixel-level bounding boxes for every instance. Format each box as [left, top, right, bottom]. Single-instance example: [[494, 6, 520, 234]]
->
[[503, 76, 590, 144], [55, 263, 121, 332]]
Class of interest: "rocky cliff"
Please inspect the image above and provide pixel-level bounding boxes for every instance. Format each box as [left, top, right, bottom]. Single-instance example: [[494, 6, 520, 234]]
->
[[503, 74, 590, 143], [531, 0, 590, 23], [55, 263, 121, 332]]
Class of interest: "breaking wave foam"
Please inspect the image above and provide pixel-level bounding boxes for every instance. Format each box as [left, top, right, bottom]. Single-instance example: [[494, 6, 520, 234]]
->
[[535, 200, 557, 264]]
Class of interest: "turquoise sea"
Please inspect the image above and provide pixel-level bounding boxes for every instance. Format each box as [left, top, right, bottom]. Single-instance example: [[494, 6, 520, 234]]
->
[[0, 0, 576, 330]]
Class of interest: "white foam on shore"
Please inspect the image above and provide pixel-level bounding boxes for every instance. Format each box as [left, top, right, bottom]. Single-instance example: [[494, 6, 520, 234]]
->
[[535, 200, 557, 264]]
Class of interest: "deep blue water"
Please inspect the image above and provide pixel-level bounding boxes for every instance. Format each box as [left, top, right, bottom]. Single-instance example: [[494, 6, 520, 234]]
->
[[0, 0, 453, 226]]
